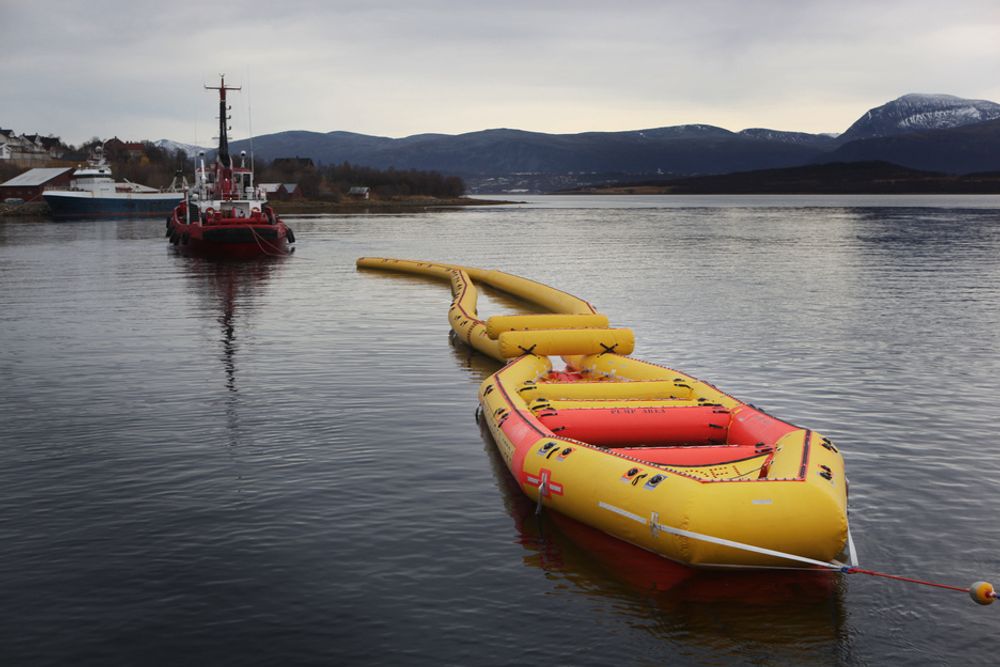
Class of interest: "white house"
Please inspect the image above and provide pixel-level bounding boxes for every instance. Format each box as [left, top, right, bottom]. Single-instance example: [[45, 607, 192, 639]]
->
[[0, 130, 50, 165]]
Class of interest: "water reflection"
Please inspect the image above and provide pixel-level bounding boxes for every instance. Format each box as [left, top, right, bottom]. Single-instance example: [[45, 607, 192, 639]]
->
[[182, 256, 286, 445], [852, 207, 997, 243], [447, 330, 499, 377], [477, 419, 848, 652]]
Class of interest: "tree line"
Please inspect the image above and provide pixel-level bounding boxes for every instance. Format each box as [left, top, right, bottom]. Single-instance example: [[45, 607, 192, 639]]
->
[[257, 159, 465, 200], [110, 145, 467, 199], [4, 134, 466, 199]]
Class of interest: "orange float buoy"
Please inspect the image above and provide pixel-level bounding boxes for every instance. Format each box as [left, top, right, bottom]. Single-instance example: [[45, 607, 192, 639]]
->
[[970, 581, 996, 605]]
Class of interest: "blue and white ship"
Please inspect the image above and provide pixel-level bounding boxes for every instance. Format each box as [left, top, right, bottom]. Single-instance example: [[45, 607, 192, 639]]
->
[[43, 148, 184, 220]]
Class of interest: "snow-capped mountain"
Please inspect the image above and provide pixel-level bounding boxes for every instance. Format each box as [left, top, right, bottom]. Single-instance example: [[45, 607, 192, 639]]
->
[[628, 124, 733, 140], [838, 94, 1000, 143], [153, 138, 209, 157], [738, 128, 836, 148]]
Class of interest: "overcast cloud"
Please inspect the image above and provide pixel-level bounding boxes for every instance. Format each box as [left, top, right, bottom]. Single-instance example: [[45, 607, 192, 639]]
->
[[2, 0, 999, 145]]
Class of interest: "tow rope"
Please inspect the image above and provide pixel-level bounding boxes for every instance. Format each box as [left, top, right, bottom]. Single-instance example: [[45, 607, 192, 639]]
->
[[623, 506, 996, 606]]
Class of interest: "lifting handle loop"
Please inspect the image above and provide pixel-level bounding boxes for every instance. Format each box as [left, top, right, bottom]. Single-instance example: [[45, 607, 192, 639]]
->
[[535, 476, 547, 515]]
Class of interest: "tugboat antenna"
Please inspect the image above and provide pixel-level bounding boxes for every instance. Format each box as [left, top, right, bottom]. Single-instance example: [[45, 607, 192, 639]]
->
[[245, 67, 255, 174]]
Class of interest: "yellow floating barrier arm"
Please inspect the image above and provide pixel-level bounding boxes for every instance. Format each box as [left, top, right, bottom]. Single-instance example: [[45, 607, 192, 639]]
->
[[357, 257, 615, 362], [356, 257, 598, 315]]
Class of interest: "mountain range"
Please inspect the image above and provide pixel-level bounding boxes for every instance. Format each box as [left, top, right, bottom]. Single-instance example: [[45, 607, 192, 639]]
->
[[156, 93, 1000, 193]]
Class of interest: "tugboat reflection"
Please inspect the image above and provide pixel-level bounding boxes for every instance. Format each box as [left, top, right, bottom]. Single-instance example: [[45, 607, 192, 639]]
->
[[185, 256, 286, 445]]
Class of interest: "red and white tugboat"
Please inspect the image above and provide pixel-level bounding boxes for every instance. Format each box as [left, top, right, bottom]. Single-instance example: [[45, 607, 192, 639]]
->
[[166, 76, 295, 258]]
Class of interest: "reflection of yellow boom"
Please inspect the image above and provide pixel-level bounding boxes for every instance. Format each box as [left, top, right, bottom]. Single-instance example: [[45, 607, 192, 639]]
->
[[357, 256, 850, 570]]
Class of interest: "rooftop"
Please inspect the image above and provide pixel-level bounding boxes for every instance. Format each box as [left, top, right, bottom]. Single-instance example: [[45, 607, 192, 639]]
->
[[0, 167, 72, 187]]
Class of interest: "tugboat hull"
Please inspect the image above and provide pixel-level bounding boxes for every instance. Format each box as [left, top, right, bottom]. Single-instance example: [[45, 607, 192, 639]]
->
[[167, 212, 292, 259]]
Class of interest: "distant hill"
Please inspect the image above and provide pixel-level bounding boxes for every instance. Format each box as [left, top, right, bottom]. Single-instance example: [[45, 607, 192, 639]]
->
[[228, 125, 828, 188], [155, 92, 1000, 193], [564, 161, 1000, 195]]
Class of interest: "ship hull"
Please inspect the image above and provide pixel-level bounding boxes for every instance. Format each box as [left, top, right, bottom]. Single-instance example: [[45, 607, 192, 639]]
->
[[44, 191, 184, 220]]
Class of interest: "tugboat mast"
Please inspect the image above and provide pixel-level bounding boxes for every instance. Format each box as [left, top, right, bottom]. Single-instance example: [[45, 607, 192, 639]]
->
[[205, 75, 241, 167]]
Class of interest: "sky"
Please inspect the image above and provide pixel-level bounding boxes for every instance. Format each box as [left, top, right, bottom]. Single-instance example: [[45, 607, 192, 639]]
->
[[3, 0, 1000, 146]]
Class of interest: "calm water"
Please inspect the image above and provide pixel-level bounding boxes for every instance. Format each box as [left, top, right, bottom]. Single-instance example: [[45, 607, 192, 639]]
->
[[2, 195, 1000, 666]]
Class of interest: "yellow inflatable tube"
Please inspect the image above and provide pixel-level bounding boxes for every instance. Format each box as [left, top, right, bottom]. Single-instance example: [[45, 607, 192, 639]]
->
[[357, 257, 615, 362], [486, 313, 610, 338], [497, 328, 635, 358], [356, 257, 597, 315], [519, 380, 691, 401]]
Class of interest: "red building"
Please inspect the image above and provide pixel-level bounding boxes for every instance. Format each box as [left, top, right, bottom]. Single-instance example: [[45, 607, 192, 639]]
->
[[0, 167, 73, 201], [103, 137, 146, 160]]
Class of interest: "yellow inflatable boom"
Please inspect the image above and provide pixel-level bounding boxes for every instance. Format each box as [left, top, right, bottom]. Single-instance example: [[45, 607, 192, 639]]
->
[[357, 257, 630, 361]]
